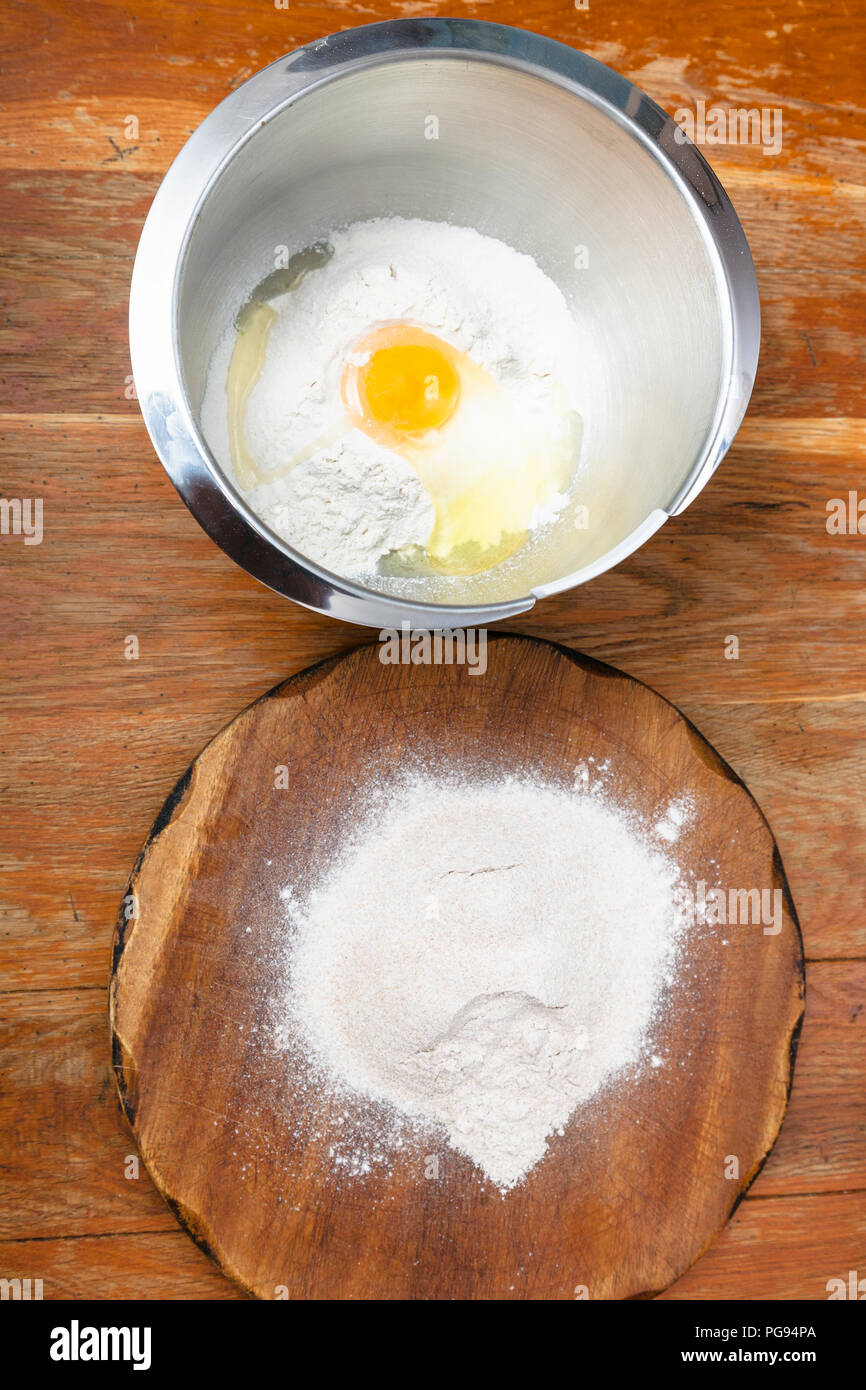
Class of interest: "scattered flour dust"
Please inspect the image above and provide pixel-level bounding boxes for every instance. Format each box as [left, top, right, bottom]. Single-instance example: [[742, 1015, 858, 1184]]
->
[[279, 770, 692, 1192]]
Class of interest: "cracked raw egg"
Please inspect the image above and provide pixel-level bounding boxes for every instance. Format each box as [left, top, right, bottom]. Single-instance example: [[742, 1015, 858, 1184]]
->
[[342, 323, 569, 575]]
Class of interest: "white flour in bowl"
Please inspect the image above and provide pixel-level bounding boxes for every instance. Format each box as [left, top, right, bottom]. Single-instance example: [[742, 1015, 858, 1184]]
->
[[200, 218, 585, 577], [280, 770, 689, 1191]]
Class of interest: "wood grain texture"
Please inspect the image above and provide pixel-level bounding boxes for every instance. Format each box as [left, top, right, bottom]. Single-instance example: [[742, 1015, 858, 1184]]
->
[[1, 0, 864, 1300], [3, 1189, 864, 1301], [109, 639, 804, 1300], [0, 962, 857, 1256]]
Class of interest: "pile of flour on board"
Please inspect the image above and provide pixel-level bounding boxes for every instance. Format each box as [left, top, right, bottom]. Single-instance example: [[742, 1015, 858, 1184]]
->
[[199, 218, 586, 577], [279, 770, 692, 1192]]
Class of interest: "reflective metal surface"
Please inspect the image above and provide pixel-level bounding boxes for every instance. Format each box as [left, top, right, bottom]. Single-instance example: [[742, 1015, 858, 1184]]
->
[[129, 18, 760, 627]]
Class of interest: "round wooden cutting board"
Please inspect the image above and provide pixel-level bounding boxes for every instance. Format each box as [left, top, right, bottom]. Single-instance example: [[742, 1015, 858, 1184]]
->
[[110, 635, 804, 1300]]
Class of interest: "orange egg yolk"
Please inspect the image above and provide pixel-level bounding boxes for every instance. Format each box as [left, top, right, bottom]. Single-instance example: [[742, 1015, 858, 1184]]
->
[[343, 326, 460, 439]]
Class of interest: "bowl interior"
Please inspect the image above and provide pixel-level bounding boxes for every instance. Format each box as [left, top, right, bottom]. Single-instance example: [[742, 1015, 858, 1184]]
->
[[179, 55, 728, 606]]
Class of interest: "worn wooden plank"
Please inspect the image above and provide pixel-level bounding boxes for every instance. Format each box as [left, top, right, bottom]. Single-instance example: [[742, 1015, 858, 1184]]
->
[[0, 991, 177, 1241], [1, 0, 863, 180], [662, 1192, 866, 1301], [753, 962, 866, 1197], [1, 0, 864, 1302], [0, 1231, 245, 1300]]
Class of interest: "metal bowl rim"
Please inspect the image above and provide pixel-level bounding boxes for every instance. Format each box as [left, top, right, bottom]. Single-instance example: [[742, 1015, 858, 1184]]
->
[[129, 17, 761, 627]]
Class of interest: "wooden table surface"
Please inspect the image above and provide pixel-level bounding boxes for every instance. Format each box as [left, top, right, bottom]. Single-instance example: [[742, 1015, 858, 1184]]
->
[[1, 0, 864, 1301]]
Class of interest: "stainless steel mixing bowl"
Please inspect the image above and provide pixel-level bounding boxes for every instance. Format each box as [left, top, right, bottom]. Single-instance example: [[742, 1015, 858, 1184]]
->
[[129, 18, 760, 628]]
